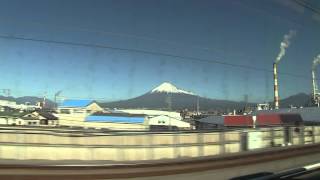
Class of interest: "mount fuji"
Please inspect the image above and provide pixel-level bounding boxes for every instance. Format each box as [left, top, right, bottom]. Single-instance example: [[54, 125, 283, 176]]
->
[[100, 82, 251, 111], [150, 82, 195, 95]]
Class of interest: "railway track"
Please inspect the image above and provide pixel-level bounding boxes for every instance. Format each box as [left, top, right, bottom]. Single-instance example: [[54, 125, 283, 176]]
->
[[0, 144, 319, 180]]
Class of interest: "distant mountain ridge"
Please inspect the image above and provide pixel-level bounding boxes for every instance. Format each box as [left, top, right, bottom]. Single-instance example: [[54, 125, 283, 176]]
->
[[101, 83, 313, 111], [279, 93, 311, 108], [0, 84, 311, 111], [101, 82, 253, 111], [0, 96, 55, 108]]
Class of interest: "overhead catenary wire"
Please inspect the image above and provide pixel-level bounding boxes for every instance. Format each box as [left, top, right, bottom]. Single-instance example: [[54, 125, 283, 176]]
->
[[0, 1, 318, 80], [0, 17, 217, 53], [292, 0, 320, 16], [0, 33, 313, 80], [0, 2, 318, 103]]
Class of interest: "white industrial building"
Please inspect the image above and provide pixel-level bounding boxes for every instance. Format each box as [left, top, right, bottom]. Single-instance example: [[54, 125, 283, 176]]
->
[[57, 99, 103, 115], [0, 100, 41, 111], [147, 115, 191, 129], [115, 109, 182, 119]]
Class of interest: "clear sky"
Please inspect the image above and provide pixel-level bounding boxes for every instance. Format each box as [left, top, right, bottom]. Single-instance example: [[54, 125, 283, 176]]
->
[[0, 0, 319, 103]]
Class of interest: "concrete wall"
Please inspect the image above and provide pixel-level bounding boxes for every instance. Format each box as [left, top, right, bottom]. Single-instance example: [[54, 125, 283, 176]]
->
[[0, 130, 240, 161], [0, 126, 318, 161]]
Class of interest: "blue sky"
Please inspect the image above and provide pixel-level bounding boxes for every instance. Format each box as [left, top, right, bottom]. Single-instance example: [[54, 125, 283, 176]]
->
[[0, 0, 319, 102]]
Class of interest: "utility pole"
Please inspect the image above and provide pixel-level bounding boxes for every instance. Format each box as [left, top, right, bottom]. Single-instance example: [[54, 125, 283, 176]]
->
[[54, 90, 63, 109], [166, 93, 172, 111], [42, 91, 47, 109], [196, 96, 200, 115]]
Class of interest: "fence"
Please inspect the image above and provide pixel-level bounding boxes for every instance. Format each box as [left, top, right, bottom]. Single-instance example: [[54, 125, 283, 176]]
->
[[0, 126, 319, 161]]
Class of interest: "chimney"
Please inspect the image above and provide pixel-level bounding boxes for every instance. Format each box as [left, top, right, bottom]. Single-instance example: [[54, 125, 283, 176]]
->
[[312, 70, 316, 100], [312, 68, 319, 106], [273, 63, 280, 109]]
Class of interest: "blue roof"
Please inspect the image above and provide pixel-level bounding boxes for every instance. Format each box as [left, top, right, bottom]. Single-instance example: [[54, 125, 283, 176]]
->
[[86, 115, 144, 124], [60, 99, 94, 108]]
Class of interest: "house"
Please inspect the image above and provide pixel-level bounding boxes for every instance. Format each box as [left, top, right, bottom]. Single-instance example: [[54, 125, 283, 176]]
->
[[21, 111, 58, 126], [0, 110, 25, 125], [0, 110, 58, 126]]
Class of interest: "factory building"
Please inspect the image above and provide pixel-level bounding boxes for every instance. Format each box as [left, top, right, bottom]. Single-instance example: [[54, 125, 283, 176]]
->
[[58, 99, 103, 114], [194, 116, 224, 130], [56, 99, 105, 127], [0, 100, 17, 107], [148, 115, 191, 130], [116, 109, 182, 120], [0, 100, 41, 111], [195, 113, 303, 130], [57, 100, 190, 130], [57, 100, 148, 130], [84, 112, 147, 130], [83, 113, 191, 131], [86, 113, 145, 123]]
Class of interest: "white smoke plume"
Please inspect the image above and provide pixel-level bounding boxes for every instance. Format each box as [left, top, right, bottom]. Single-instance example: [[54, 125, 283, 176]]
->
[[312, 54, 320, 70], [275, 30, 297, 64]]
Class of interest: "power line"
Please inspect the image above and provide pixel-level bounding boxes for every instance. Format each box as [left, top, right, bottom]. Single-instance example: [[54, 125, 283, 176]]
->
[[0, 17, 232, 57], [292, 0, 320, 15], [0, 33, 312, 80], [0, 0, 307, 62]]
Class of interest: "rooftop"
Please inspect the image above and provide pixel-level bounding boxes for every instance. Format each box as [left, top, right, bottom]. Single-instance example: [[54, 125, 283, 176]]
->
[[86, 114, 145, 124], [91, 112, 146, 117], [60, 99, 94, 108]]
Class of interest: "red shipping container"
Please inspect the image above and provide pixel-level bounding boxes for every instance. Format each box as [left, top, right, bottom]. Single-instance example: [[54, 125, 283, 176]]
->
[[256, 113, 302, 126], [224, 115, 253, 126], [257, 114, 282, 126]]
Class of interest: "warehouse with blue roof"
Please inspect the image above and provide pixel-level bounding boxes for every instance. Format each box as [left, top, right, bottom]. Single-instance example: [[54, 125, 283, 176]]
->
[[58, 99, 103, 114], [56, 99, 190, 130], [56, 99, 148, 130], [60, 99, 94, 107], [86, 113, 145, 124]]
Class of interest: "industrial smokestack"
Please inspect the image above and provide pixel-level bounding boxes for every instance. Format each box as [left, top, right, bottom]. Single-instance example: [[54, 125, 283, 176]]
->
[[273, 63, 279, 109], [312, 55, 320, 106], [312, 70, 317, 105], [273, 30, 296, 109]]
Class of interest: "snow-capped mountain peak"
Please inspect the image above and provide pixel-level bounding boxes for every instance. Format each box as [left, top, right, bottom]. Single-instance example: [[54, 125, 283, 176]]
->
[[151, 82, 195, 95]]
